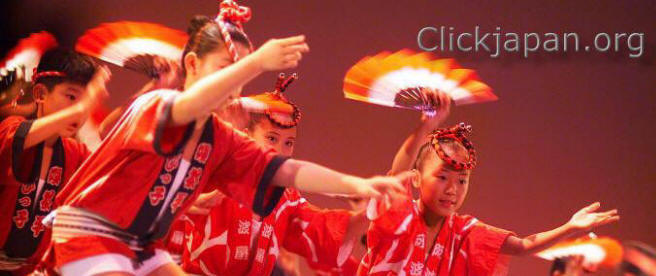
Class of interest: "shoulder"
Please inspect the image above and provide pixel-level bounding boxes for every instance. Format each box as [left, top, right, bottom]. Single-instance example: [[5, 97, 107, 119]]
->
[[0, 115, 27, 128]]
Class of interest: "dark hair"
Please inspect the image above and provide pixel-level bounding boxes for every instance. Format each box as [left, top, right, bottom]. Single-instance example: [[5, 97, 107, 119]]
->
[[35, 48, 96, 90], [181, 15, 251, 73], [549, 258, 566, 275]]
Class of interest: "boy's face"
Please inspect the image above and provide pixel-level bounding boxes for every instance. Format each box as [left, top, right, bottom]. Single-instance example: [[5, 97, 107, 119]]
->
[[39, 82, 87, 138], [418, 151, 471, 217], [248, 118, 297, 157]]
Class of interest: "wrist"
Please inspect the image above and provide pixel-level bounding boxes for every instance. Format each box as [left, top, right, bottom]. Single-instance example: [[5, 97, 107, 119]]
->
[[342, 175, 365, 196], [242, 50, 265, 75], [73, 102, 89, 117], [562, 222, 580, 235]]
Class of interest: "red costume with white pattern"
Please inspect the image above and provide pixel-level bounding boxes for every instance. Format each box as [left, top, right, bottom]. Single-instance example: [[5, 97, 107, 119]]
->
[[48, 89, 288, 268], [167, 188, 353, 275], [357, 196, 514, 276], [0, 116, 89, 273]]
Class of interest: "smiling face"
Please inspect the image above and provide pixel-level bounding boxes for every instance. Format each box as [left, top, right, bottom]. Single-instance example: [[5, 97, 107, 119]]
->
[[247, 116, 297, 157], [35, 82, 87, 138], [416, 140, 472, 217]]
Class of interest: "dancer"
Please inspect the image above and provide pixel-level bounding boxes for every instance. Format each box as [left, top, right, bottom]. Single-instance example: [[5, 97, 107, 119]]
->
[[0, 48, 108, 275], [46, 3, 408, 276], [357, 89, 620, 275], [168, 73, 367, 276]]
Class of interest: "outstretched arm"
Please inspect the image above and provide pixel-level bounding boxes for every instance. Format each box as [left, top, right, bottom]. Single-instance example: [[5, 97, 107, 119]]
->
[[170, 35, 309, 126], [273, 159, 410, 199], [501, 202, 620, 255], [389, 89, 451, 175]]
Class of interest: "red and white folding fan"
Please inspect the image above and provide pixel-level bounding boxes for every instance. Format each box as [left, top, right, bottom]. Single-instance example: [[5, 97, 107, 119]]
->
[[536, 234, 623, 269], [1, 31, 57, 86], [343, 49, 497, 115], [75, 21, 188, 78]]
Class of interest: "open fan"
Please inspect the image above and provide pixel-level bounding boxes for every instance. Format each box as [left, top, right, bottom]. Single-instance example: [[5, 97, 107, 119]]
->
[[0, 32, 57, 102], [536, 234, 623, 268], [343, 49, 497, 115], [76, 21, 188, 78]]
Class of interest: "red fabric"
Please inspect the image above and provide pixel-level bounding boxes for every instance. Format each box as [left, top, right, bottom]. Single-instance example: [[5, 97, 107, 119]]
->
[[171, 189, 352, 276], [52, 236, 137, 268], [56, 90, 282, 229], [310, 255, 360, 276], [357, 198, 514, 276], [0, 116, 89, 271]]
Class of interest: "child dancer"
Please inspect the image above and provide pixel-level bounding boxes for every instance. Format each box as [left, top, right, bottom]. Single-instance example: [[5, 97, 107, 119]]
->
[[357, 89, 620, 275], [0, 48, 108, 275], [46, 3, 408, 276], [169, 73, 367, 276]]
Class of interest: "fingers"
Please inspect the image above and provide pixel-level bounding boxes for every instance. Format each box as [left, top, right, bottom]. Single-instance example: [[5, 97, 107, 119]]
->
[[278, 35, 306, 46], [599, 209, 618, 217], [282, 60, 299, 69], [362, 186, 382, 201], [379, 175, 408, 194], [284, 52, 303, 62], [284, 44, 310, 54], [584, 202, 601, 212]]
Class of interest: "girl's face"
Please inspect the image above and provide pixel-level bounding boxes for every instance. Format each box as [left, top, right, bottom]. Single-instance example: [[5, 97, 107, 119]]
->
[[418, 149, 471, 217], [186, 42, 251, 101], [248, 118, 297, 157]]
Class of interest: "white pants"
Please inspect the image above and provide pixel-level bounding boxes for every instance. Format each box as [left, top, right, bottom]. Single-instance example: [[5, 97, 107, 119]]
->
[[59, 249, 173, 276]]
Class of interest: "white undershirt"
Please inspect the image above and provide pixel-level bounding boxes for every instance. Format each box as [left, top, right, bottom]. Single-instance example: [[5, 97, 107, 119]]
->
[[149, 159, 191, 233], [32, 179, 45, 211]]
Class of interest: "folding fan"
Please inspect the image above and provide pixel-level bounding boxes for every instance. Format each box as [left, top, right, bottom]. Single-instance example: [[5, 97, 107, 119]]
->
[[0, 31, 57, 104], [343, 49, 497, 115], [76, 21, 188, 78], [536, 234, 623, 268]]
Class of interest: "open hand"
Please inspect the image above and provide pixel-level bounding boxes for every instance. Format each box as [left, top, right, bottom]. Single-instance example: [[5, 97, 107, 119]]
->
[[567, 202, 619, 231]]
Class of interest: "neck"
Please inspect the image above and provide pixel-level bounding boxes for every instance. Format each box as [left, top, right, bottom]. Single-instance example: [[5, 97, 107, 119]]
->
[[183, 76, 196, 91], [418, 200, 446, 229]]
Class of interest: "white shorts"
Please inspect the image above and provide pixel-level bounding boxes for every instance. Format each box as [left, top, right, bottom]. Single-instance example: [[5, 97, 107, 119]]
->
[[58, 249, 173, 276]]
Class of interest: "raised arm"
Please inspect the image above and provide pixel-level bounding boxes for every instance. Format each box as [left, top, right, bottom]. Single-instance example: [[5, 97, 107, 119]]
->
[[99, 59, 183, 139], [500, 202, 620, 255], [389, 89, 451, 175], [24, 66, 109, 148], [170, 35, 309, 126]]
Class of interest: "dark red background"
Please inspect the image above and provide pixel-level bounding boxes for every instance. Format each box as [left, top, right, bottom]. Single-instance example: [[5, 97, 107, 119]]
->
[[2, 1, 655, 275]]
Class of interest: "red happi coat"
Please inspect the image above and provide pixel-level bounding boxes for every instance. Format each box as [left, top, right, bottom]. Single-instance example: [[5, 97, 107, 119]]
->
[[53, 90, 288, 262], [0, 116, 89, 272], [357, 198, 514, 276], [167, 189, 354, 276]]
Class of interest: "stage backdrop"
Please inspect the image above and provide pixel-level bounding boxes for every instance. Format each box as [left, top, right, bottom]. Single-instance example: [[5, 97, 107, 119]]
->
[[2, 1, 654, 275]]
